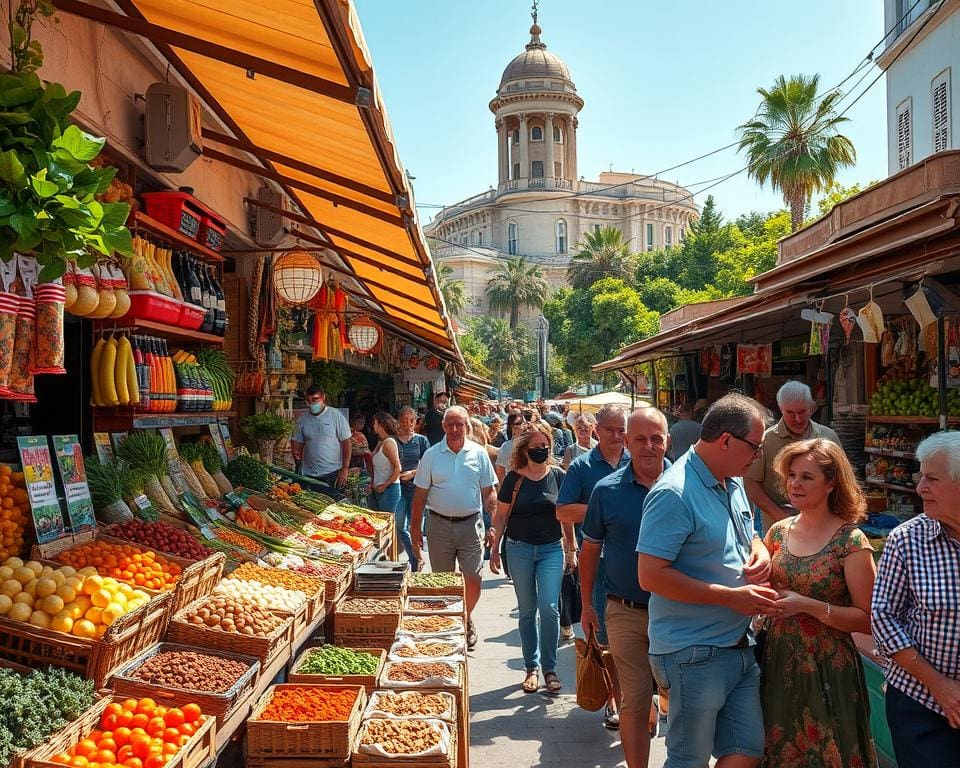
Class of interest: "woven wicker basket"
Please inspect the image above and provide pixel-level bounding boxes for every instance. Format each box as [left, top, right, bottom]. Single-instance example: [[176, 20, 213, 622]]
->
[[352, 720, 455, 768], [406, 574, 464, 597], [288, 647, 386, 692], [4, 685, 105, 768], [379, 661, 463, 691], [247, 684, 366, 759], [333, 597, 401, 638], [108, 642, 260, 726]]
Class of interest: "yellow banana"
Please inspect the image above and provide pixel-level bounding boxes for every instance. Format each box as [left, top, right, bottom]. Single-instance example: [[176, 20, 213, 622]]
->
[[90, 337, 106, 406], [122, 336, 139, 406], [115, 335, 130, 405], [101, 336, 120, 406]]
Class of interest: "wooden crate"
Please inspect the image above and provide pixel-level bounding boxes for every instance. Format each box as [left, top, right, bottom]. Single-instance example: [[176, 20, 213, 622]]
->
[[333, 597, 401, 638], [108, 641, 260, 726], [247, 684, 366, 760], [289, 647, 386, 693], [352, 720, 455, 768], [4, 687, 105, 768], [247, 757, 349, 768], [0, 590, 173, 688], [406, 574, 464, 597], [25, 694, 216, 768], [364, 691, 457, 724]]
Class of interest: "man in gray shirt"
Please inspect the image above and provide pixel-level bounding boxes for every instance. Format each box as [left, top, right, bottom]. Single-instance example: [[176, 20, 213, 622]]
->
[[290, 384, 352, 498], [668, 401, 701, 461]]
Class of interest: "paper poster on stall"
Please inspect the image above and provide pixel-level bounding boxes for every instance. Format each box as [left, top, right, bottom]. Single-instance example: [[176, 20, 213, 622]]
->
[[208, 425, 229, 464], [218, 423, 236, 460], [736, 344, 773, 377], [110, 432, 128, 453], [52, 435, 96, 533], [93, 433, 114, 463], [159, 428, 190, 494], [16, 436, 65, 543]]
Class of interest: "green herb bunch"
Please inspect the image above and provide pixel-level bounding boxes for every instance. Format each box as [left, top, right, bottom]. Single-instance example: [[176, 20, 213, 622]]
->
[[241, 412, 293, 441]]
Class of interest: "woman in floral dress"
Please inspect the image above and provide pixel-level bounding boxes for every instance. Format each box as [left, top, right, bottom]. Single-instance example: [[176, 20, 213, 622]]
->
[[760, 438, 877, 768]]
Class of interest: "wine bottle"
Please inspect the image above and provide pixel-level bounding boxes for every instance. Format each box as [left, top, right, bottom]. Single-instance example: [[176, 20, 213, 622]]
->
[[209, 266, 226, 336], [186, 254, 203, 307]]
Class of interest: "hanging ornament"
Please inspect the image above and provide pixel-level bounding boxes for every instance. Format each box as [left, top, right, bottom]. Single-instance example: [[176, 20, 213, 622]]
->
[[839, 306, 857, 342], [273, 250, 323, 305], [857, 287, 884, 343], [347, 315, 382, 355]]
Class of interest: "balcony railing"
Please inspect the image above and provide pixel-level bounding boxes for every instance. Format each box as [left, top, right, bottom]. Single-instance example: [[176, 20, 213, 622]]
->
[[529, 177, 546, 188]]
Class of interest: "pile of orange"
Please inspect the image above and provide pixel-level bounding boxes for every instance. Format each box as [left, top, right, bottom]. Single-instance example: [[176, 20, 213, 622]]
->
[[50, 697, 205, 768], [0, 465, 29, 561], [55, 541, 182, 592]]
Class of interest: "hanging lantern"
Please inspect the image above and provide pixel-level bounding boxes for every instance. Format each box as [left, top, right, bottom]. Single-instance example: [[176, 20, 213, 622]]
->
[[273, 250, 322, 305], [348, 315, 382, 354]]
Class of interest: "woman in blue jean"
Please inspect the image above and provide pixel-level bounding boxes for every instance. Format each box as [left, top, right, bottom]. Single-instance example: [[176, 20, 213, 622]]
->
[[395, 406, 429, 570], [489, 423, 577, 695], [368, 412, 402, 542]]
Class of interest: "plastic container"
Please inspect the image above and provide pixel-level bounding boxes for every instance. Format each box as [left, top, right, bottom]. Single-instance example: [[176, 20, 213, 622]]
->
[[119, 290, 182, 325], [141, 192, 203, 240], [178, 301, 207, 330], [198, 214, 227, 252]]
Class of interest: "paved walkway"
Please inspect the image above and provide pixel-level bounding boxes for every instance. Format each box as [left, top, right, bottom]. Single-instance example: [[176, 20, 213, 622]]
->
[[467, 572, 669, 768]]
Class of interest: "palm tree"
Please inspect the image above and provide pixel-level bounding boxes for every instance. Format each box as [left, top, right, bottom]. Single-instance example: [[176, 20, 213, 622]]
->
[[566, 226, 637, 290], [737, 74, 856, 231], [436, 262, 466, 317], [486, 256, 548, 328], [478, 318, 526, 394]]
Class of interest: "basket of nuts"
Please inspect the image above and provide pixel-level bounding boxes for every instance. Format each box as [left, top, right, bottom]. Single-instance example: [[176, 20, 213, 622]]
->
[[334, 597, 402, 638], [108, 642, 260, 725], [353, 718, 454, 767], [388, 639, 464, 663], [380, 661, 462, 689], [397, 615, 464, 638], [364, 691, 457, 723], [406, 572, 463, 597], [404, 596, 464, 616]]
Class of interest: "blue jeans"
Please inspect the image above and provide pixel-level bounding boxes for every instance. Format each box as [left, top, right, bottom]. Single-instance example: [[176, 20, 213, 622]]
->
[[397, 483, 420, 571], [370, 483, 404, 558], [650, 645, 763, 768], [506, 538, 563, 674]]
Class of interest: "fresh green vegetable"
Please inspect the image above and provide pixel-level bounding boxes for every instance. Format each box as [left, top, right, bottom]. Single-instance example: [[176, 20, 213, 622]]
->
[[241, 412, 293, 440], [119, 465, 159, 522], [295, 646, 380, 676], [196, 441, 224, 473], [409, 572, 463, 588], [224, 455, 271, 492], [0, 666, 95, 764], [115, 432, 177, 515]]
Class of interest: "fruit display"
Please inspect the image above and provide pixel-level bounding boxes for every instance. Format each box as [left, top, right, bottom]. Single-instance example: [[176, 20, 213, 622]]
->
[[864, 425, 918, 452], [269, 481, 303, 503], [0, 557, 151, 637], [47, 696, 207, 767], [382, 661, 459, 684], [104, 520, 212, 561], [408, 572, 463, 590], [358, 718, 449, 755], [366, 691, 454, 720], [399, 616, 463, 635], [254, 685, 360, 723], [391, 640, 462, 660], [865, 456, 915, 487], [304, 525, 370, 553], [0, 464, 29, 561], [229, 562, 325, 598], [207, 526, 264, 557], [294, 646, 381, 677], [55, 540, 182, 591], [0, 666, 96, 765], [214, 577, 306, 613], [233, 505, 292, 537], [337, 597, 400, 615], [89, 333, 139, 408], [869, 377, 960, 417], [125, 648, 251, 694], [181, 595, 285, 637], [260, 552, 349, 582], [316, 511, 381, 540]]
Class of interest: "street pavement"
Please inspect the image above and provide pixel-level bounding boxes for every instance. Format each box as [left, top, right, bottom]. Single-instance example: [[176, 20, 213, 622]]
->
[[467, 571, 670, 768]]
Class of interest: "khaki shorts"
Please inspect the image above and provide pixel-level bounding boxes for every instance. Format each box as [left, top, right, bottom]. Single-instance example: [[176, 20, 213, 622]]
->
[[605, 597, 654, 715], [424, 512, 484, 578]]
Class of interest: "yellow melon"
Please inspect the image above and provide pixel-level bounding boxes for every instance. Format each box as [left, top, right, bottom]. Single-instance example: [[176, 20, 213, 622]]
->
[[71, 619, 96, 638], [39, 594, 64, 616], [29, 610, 51, 629], [12, 567, 35, 585], [24, 561, 43, 577], [0, 579, 21, 598], [12, 592, 33, 606], [51, 612, 73, 634], [35, 577, 57, 599], [0, 594, 11, 615], [6, 602, 31, 622]]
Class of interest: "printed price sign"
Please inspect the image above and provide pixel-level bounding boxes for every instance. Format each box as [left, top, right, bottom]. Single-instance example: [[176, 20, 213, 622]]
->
[[93, 433, 114, 463], [218, 423, 236, 460], [16, 436, 65, 543], [208, 425, 229, 463], [52, 435, 96, 533]]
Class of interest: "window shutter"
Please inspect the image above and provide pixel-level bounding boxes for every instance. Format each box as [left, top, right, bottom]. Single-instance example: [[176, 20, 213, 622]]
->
[[897, 99, 912, 171], [933, 72, 951, 154]]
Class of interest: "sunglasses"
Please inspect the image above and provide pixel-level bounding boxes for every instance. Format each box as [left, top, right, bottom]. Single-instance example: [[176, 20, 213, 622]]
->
[[730, 433, 764, 455]]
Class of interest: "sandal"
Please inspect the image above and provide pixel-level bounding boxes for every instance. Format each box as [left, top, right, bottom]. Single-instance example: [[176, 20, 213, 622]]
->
[[522, 670, 539, 693], [543, 672, 563, 695]]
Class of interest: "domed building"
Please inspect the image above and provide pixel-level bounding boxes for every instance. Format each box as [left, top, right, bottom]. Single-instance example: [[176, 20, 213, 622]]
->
[[425, 10, 700, 328]]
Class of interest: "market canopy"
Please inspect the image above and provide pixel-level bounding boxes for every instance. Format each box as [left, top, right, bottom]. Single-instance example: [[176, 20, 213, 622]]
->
[[54, 0, 459, 358], [561, 391, 651, 413]]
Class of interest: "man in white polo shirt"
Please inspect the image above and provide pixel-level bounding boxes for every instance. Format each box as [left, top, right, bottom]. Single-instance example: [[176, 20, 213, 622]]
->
[[411, 405, 498, 650]]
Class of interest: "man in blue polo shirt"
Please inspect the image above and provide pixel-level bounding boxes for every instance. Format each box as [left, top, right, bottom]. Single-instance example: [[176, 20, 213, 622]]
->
[[557, 404, 630, 730], [638, 394, 776, 768], [582, 407, 669, 768]]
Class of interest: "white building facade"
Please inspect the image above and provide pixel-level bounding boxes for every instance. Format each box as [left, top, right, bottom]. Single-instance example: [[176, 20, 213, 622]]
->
[[424, 16, 699, 326], [880, 0, 958, 173]]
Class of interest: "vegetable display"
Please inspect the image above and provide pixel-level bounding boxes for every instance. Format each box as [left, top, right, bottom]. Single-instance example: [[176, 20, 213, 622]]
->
[[0, 666, 95, 766], [0, 465, 29, 561], [305, 526, 369, 553], [261, 552, 349, 582], [359, 719, 445, 755], [127, 649, 249, 693], [209, 527, 263, 556], [229, 562, 324, 597], [115, 432, 179, 516], [48, 697, 207, 767], [408, 573, 462, 589], [105, 520, 211, 560], [214, 578, 306, 613], [182, 595, 284, 637], [85, 456, 133, 523], [223, 456, 271, 492], [255, 686, 358, 723], [55, 540, 182, 591], [177, 443, 221, 499], [295, 646, 380, 676]]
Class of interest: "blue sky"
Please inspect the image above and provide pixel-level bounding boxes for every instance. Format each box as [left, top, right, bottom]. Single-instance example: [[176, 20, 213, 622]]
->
[[353, 0, 889, 224]]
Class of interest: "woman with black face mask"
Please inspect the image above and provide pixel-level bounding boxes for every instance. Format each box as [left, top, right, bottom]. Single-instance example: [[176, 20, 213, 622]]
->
[[487, 423, 575, 695]]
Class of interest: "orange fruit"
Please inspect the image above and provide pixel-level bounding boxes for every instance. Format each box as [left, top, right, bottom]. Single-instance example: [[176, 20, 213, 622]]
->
[[121, 698, 139, 712], [181, 704, 201, 724], [76, 740, 98, 759], [161, 728, 180, 744], [135, 699, 156, 716], [162, 709, 184, 728], [146, 718, 165, 737]]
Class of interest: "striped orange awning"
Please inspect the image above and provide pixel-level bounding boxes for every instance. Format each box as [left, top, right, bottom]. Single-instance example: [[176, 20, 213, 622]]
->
[[54, 0, 458, 357]]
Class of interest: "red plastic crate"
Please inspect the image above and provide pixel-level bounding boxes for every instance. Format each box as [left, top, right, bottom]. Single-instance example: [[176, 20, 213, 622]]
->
[[178, 302, 206, 330], [141, 192, 203, 240], [119, 290, 182, 325], [198, 214, 227, 252]]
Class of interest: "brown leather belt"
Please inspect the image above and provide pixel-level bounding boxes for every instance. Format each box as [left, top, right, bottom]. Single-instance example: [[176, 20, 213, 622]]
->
[[606, 594, 648, 610]]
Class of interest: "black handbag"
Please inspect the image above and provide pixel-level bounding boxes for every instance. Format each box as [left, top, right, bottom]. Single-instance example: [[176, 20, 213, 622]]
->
[[560, 567, 583, 626]]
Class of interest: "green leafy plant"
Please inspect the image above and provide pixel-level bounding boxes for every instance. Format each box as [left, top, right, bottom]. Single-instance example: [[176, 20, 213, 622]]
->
[[0, 0, 133, 278], [241, 411, 294, 440]]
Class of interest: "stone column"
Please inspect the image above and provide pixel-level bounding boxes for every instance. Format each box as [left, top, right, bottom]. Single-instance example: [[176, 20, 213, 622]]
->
[[568, 117, 578, 181], [496, 119, 508, 184], [518, 113, 529, 183], [544, 113, 555, 183]]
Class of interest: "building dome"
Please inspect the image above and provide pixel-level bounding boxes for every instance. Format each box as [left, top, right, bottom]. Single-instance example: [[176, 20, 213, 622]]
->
[[498, 23, 574, 90]]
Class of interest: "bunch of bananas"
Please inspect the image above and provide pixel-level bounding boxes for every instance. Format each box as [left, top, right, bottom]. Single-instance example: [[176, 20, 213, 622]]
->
[[90, 334, 139, 407]]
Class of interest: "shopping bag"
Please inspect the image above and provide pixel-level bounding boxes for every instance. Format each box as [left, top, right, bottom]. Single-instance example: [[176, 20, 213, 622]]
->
[[575, 627, 612, 711]]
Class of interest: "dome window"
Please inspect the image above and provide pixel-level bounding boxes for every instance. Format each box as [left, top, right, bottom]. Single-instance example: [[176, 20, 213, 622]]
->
[[553, 126, 562, 143], [531, 161, 544, 178], [508, 222, 519, 255], [665, 226, 673, 249], [555, 220, 567, 253], [531, 126, 543, 142], [646, 223, 654, 251]]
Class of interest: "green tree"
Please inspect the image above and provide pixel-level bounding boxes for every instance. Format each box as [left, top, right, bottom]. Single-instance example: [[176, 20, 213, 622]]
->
[[517, 343, 572, 397], [435, 262, 466, 317], [468, 317, 528, 392], [485, 256, 548, 328], [738, 74, 856, 231], [457, 328, 489, 378], [712, 211, 791, 295], [814, 180, 877, 218], [637, 276, 681, 315], [566, 226, 637, 290]]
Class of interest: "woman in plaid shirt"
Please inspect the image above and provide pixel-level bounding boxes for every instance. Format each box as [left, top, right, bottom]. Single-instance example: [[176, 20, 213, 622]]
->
[[872, 431, 960, 767]]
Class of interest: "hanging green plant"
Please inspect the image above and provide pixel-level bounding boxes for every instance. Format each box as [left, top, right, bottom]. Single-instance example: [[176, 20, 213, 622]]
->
[[0, 0, 133, 279]]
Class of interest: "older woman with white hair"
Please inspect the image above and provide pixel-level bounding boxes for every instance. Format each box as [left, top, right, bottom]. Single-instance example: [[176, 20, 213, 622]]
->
[[562, 412, 597, 470], [745, 379, 842, 533], [872, 430, 960, 767]]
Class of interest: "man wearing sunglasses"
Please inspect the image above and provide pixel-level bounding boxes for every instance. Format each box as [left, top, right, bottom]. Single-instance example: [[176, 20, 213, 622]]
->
[[744, 381, 840, 534], [637, 393, 775, 768]]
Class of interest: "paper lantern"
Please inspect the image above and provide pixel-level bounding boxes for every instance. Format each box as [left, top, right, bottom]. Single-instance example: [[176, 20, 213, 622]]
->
[[348, 316, 381, 354], [273, 250, 322, 305]]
